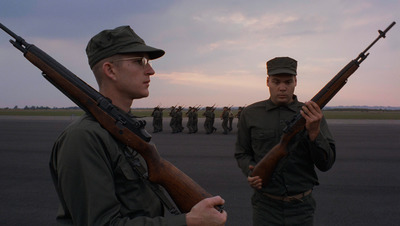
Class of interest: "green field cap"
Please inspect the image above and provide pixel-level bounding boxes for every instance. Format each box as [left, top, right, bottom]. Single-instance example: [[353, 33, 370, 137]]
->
[[267, 57, 297, 76], [86, 25, 165, 68]]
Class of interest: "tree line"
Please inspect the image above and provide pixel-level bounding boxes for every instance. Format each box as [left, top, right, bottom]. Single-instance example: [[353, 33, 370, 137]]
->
[[1, 106, 80, 110]]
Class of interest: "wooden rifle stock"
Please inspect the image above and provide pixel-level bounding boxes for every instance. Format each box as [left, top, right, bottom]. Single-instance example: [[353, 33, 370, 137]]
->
[[0, 23, 218, 213], [252, 21, 396, 186]]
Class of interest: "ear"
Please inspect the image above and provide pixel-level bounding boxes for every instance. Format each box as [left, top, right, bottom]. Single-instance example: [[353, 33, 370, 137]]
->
[[266, 76, 270, 87], [294, 76, 297, 87], [102, 62, 117, 81]]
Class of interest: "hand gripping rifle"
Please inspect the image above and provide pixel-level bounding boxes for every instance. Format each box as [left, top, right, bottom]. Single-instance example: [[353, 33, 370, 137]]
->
[[252, 22, 396, 186], [0, 23, 222, 213]]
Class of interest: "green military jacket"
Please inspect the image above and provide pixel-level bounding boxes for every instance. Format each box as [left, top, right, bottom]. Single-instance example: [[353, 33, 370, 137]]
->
[[235, 97, 336, 196], [50, 114, 186, 225]]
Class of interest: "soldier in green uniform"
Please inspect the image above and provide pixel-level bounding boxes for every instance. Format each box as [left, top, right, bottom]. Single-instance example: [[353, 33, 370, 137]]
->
[[203, 106, 217, 134], [169, 106, 178, 133], [235, 106, 243, 128], [221, 106, 229, 134], [151, 106, 163, 133], [186, 107, 194, 134], [192, 106, 199, 133], [235, 57, 335, 226], [211, 106, 217, 133], [228, 107, 234, 131], [203, 106, 212, 134], [176, 106, 184, 133], [50, 25, 226, 226]]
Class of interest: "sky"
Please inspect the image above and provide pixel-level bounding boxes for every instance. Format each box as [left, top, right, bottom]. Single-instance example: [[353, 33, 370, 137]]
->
[[0, 0, 399, 109]]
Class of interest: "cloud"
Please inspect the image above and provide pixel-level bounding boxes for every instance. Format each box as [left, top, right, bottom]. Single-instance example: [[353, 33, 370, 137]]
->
[[156, 71, 265, 91], [192, 9, 301, 34]]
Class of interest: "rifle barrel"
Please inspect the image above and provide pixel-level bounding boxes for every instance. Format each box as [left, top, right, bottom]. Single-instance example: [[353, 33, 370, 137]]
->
[[357, 21, 396, 64]]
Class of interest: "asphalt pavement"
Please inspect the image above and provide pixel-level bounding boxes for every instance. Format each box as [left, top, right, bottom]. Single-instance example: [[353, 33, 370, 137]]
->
[[0, 116, 399, 226]]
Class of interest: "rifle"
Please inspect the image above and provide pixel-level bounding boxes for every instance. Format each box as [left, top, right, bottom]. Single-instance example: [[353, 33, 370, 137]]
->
[[0, 23, 222, 213], [195, 105, 202, 111], [252, 21, 396, 186]]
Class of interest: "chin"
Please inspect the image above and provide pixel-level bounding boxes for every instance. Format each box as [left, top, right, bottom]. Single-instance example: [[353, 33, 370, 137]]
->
[[135, 95, 148, 100], [133, 91, 149, 99], [275, 99, 290, 105]]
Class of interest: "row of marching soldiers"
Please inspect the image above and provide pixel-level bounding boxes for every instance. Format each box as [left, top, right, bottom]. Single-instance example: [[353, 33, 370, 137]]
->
[[151, 105, 244, 134]]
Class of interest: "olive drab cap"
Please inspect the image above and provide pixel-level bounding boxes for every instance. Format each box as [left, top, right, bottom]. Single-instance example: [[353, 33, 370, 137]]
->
[[266, 57, 297, 76], [86, 25, 165, 68]]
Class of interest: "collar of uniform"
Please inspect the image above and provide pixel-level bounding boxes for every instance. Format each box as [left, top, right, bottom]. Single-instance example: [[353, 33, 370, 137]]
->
[[265, 95, 299, 112]]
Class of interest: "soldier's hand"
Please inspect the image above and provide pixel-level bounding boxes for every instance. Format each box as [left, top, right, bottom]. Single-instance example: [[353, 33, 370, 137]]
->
[[186, 196, 227, 226], [248, 165, 262, 190], [300, 101, 322, 141]]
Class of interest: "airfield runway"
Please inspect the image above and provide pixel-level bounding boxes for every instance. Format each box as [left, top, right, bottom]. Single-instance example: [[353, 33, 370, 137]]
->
[[0, 116, 399, 226]]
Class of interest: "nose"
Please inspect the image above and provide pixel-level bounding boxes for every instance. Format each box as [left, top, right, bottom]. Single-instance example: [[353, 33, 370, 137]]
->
[[278, 83, 287, 91], [145, 64, 155, 76]]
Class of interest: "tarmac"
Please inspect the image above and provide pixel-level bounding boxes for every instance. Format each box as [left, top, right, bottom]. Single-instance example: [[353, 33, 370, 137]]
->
[[0, 116, 399, 226]]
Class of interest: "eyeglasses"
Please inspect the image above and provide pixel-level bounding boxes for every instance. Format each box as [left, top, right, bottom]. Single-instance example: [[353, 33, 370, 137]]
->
[[111, 57, 151, 67]]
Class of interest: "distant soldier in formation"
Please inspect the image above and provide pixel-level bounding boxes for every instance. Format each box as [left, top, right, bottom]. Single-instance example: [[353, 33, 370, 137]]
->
[[203, 106, 217, 134], [186, 107, 195, 134], [151, 106, 163, 133], [192, 106, 199, 133], [228, 107, 234, 131], [169, 106, 178, 133], [221, 106, 230, 134], [176, 106, 184, 133], [235, 106, 244, 128], [186, 106, 200, 134], [210, 106, 217, 133]]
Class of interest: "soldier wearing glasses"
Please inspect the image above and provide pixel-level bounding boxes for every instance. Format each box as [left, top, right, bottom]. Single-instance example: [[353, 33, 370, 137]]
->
[[50, 25, 226, 226]]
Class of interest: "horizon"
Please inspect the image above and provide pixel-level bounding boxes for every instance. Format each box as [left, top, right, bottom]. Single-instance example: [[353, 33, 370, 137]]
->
[[2, 105, 400, 110]]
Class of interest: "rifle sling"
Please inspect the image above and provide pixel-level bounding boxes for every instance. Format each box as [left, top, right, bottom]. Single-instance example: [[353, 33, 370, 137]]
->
[[123, 147, 181, 215]]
